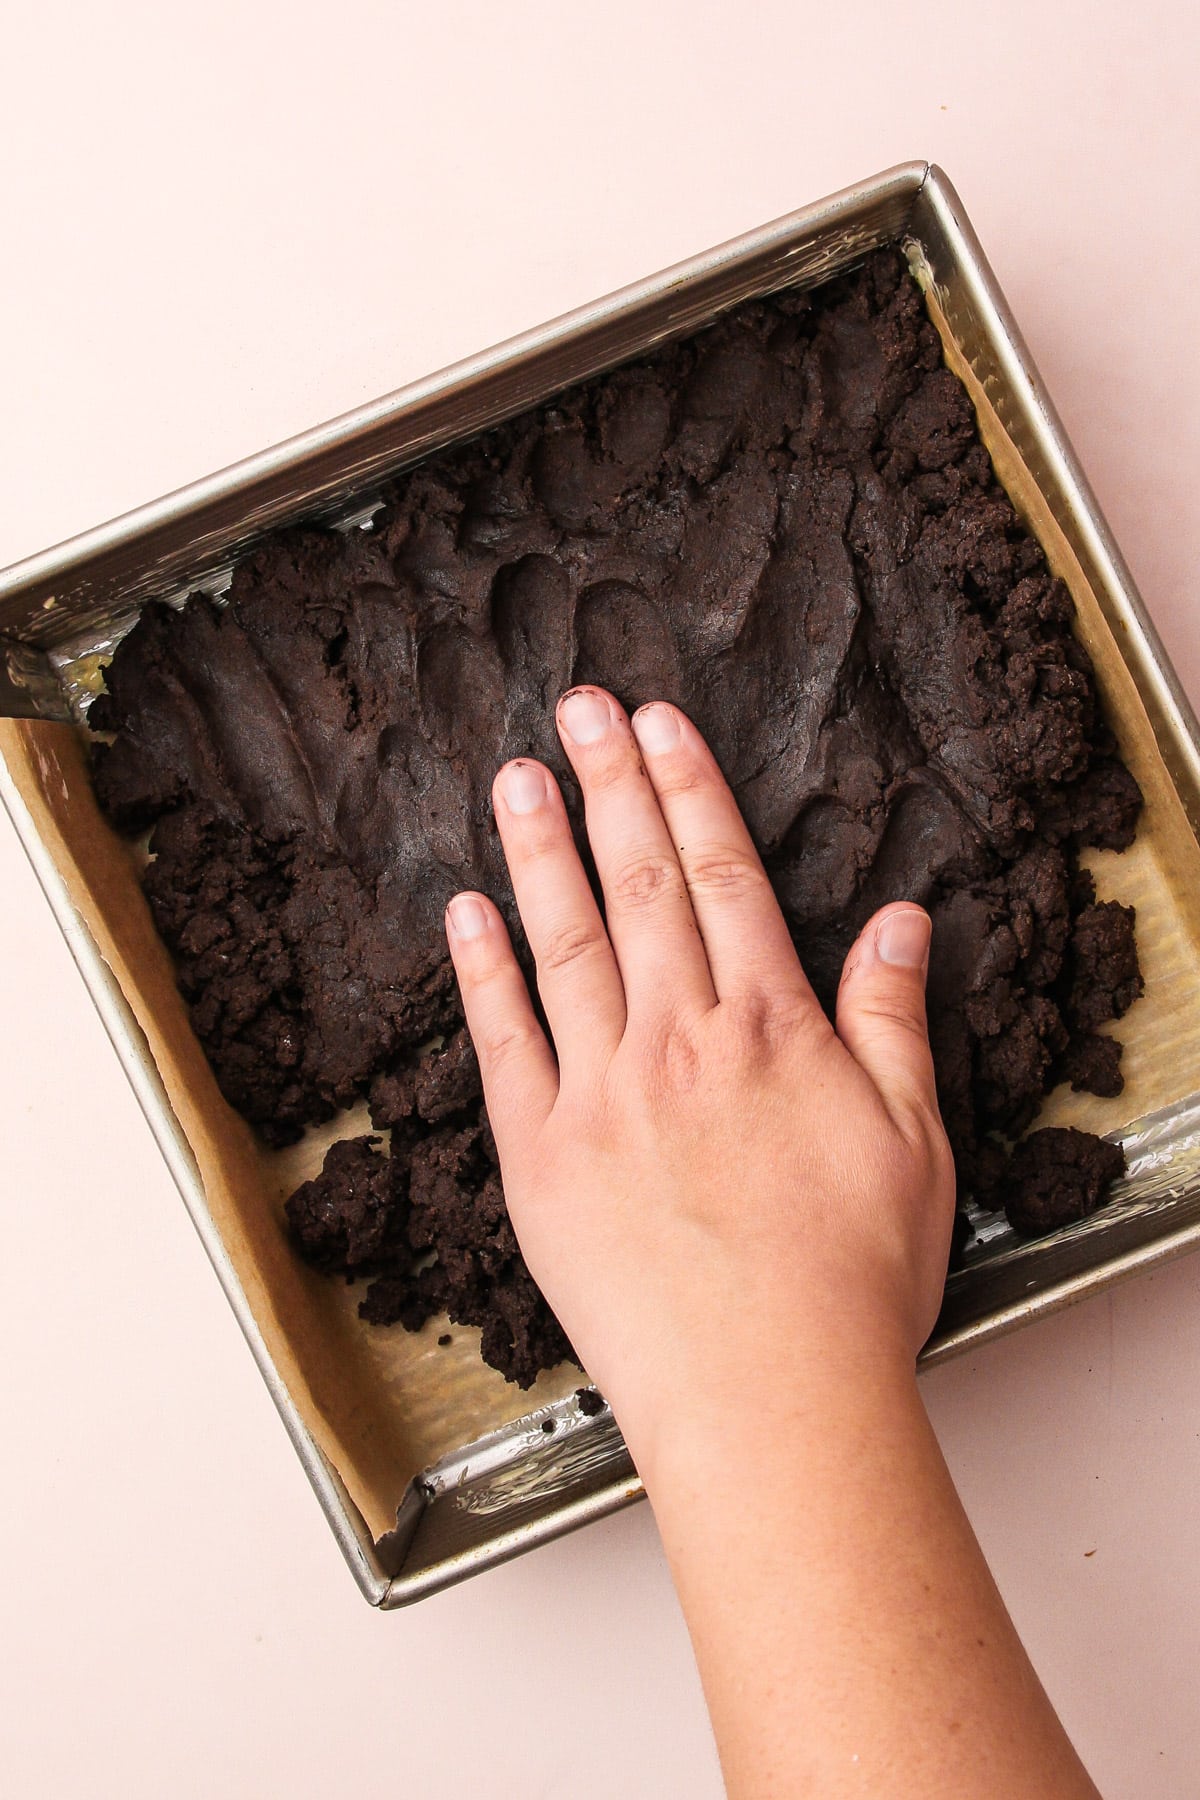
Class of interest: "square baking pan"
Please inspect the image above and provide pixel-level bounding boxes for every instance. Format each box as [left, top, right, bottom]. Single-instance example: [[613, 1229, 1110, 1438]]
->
[[4, 161, 1200, 1607]]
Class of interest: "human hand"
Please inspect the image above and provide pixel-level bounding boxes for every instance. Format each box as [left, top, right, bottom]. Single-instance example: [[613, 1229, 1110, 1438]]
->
[[444, 688, 1102, 1800], [444, 685, 956, 1465]]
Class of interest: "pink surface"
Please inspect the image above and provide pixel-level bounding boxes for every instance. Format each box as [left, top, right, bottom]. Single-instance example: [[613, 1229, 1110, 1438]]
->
[[1, 5, 1198, 1795]]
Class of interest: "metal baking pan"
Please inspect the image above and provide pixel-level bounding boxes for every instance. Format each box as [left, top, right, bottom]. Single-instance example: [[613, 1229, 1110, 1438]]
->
[[4, 161, 1200, 1607]]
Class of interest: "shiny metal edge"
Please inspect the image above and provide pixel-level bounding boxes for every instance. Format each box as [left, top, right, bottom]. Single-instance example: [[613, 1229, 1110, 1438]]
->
[[927, 1215, 1200, 1367], [381, 1397, 642, 1607], [383, 1477, 645, 1609], [0, 159, 932, 1604], [0, 161, 928, 657], [932, 1093, 1200, 1355], [911, 167, 1200, 825], [0, 638, 72, 722], [8, 158, 1200, 1606], [382, 1085, 1200, 1606], [0, 752, 392, 1606], [386, 170, 1200, 1599]]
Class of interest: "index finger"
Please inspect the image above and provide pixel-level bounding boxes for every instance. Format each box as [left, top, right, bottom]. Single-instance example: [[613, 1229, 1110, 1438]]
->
[[630, 701, 814, 1007]]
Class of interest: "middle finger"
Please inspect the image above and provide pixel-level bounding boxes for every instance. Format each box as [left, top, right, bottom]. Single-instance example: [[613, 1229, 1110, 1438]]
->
[[556, 686, 716, 1021]]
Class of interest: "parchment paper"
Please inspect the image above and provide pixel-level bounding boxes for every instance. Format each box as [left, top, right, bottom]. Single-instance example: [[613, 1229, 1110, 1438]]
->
[[4, 275, 1200, 1546], [0, 717, 581, 1540]]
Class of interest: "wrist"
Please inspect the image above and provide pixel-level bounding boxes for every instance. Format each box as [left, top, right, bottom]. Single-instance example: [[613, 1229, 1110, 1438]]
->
[[611, 1308, 922, 1503]]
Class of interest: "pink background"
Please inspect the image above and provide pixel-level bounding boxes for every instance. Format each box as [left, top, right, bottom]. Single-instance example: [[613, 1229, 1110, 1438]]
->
[[1, 4, 1198, 1795]]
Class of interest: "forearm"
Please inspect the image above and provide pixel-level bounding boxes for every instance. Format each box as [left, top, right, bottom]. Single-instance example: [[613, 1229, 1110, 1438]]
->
[[633, 1341, 1100, 1800], [447, 689, 1095, 1793]]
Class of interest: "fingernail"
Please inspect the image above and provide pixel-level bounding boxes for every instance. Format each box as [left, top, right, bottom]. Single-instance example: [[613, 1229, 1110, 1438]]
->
[[500, 761, 548, 814], [558, 688, 613, 746], [447, 894, 490, 941], [876, 909, 931, 969], [632, 704, 681, 756]]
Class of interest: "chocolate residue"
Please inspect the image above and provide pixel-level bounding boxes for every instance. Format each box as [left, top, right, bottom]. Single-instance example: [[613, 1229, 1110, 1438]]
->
[[989, 1128, 1128, 1238], [90, 250, 1142, 1385]]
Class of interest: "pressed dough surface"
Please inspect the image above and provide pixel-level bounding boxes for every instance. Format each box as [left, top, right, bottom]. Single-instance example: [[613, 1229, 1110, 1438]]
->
[[89, 251, 1142, 1384], [4, 13, 1200, 1798]]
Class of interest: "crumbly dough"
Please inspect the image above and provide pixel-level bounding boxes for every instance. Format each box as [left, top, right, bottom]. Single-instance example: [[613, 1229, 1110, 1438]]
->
[[90, 250, 1142, 1385], [998, 1128, 1127, 1237]]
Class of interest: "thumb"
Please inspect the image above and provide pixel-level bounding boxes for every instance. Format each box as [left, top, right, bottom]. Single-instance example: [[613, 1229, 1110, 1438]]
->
[[835, 903, 939, 1133]]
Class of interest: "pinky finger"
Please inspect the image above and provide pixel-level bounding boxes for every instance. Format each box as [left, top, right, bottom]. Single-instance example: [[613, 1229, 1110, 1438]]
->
[[445, 892, 559, 1153]]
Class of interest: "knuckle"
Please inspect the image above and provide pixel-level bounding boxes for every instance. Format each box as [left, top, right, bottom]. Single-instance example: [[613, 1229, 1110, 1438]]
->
[[507, 807, 568, 862], [582, 743, 639, 796], [477, 1015, 541, 1069], [720, 990, 775, 1046], [685, 847, 767, 899], [454, 939, 507, 992], [637, 1019, 702, 1102], [769, 997, 833, 1064], [773, 985, 825, 1034], [857, 1001, 930, 1045], [610, 852, 680, 911], [897, 1107, 955, 1187], [660, 1026, 701, 1096], [539, 918, 608, 974], [726, 985, 825, 1053], [652, 759, 708, 801]]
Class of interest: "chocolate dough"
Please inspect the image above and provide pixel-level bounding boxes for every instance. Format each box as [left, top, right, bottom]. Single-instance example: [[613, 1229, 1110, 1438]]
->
[[993, 1128, 1128, 1238], [90, 250, 1142, 1385]]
